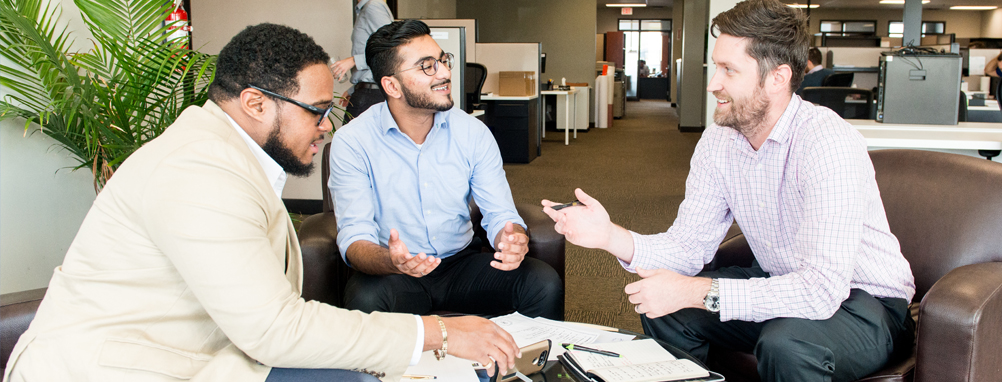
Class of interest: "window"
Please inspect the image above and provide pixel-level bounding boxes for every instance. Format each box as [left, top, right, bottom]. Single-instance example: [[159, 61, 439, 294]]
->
[[618, 19, 670, 32], [888, 21, 946, 38], [819, 20, 877, 36]]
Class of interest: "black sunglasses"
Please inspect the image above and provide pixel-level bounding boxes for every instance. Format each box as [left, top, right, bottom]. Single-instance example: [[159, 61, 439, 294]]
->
[[248, 84, 335, 126], [391, 52, 455, 77]]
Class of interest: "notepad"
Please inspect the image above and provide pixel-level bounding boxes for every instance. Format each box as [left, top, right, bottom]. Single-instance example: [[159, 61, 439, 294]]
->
[[559, 339, 710, 382]]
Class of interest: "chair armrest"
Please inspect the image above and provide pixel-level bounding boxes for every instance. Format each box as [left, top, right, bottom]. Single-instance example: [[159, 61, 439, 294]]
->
[[516, 203, 566, 283], [705, 225, 755, 272], [298, 211, 351, 307], [915, 262, 1002, 382], [2, 288, 46, 370]]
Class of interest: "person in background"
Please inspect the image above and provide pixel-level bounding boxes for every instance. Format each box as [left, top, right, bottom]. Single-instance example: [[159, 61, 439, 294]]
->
[[638, 59, 651, 78], [330, 0, 394, 123], [3, 23, 520, 382], [542, 1, 915, 380], [330, 20, 563, 321], [796, 47, 833, 95]]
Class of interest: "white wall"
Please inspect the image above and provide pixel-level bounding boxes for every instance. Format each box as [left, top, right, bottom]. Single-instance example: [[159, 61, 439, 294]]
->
[[1, 0, 99, 294], [191, 0, 355, 201]]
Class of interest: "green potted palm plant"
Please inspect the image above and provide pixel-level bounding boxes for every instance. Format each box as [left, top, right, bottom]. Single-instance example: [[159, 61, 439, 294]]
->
[[1, 0, 216, 192]]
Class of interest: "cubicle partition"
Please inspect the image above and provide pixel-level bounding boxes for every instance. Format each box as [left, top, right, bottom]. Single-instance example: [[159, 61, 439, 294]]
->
[[428, 26, 466, 112], [476, 43, 543, 163], [820, 47, 891, 91], [422, 19, 477, 63]]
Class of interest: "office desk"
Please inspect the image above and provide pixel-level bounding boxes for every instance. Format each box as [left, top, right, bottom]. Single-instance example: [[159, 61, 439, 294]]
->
[[968, 100, 1001, 123], [846, 119, 1002, 152], [541, 88, 581, 145], [480, 95, 539, 163]]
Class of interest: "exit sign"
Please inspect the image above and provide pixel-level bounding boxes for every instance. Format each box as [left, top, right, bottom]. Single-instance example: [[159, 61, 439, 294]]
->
[[621, 7, 633, 15]]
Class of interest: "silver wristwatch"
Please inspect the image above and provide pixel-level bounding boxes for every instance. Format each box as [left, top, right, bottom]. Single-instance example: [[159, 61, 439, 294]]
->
[[703, 278, 720, 313]]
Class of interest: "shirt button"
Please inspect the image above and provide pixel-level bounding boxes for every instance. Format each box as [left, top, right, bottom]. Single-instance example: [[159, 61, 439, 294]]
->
[[425, 210, 430, 215], [432, 236, 437, 240], [758, 202, 765, 208], [423, 183, 428, 187], [756, 163, 763, 170], [765, 241, 772, 248]]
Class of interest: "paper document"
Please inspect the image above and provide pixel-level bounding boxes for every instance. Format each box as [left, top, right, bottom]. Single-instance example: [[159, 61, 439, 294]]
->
[[403, 351, 479, 382], [490, 313, 634, 361], [563, 339, 709, 382]]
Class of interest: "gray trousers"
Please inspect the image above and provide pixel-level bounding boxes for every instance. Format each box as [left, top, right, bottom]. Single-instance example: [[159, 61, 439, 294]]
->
[[642, 262, 913, 382], [266, 368, 380, 382]]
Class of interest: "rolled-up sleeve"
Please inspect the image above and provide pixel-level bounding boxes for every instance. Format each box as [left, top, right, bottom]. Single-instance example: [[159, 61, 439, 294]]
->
[[468, 127, 524, 248]]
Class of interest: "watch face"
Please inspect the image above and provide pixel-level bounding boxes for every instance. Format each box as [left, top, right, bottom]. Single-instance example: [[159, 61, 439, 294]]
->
[[705, 296, 720, 312]]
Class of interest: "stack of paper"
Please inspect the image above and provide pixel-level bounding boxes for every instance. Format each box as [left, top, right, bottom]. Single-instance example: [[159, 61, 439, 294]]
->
[[490, 313, 635, 361]]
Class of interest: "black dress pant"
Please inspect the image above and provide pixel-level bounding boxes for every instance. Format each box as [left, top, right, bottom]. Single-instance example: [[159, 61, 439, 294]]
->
[[344, 238, 564, 320], [642, 262, 913, 382], [343, 85, 385, 124]]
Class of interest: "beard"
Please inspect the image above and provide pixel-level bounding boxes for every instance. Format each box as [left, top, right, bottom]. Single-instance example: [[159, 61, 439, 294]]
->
[[261, 113, 315, 177], [713, 85, 770, 138], [402, 80, 454, 111]]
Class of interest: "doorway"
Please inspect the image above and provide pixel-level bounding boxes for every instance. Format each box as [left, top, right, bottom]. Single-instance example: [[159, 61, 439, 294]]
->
[[619, 19, 671, 99]]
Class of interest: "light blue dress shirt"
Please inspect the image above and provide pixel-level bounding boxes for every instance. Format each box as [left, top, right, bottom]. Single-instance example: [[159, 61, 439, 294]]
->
[[329, 103, 526, 265]]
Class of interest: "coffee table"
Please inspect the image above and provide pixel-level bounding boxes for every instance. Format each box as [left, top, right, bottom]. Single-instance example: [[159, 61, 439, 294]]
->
[[486, 328, 722, 382]]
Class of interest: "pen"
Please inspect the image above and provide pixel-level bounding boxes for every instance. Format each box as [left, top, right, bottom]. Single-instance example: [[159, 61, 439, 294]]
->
[[562, 343, 621, 357], [551, 200, 582, 210], [402, 375, 437, 380]]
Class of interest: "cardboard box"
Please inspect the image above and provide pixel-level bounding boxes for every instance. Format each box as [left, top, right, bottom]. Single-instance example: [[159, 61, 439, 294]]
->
[[499, 71, 536, 96]]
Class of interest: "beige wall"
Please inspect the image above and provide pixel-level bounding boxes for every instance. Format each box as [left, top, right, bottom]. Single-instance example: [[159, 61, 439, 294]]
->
[[983, 9, 1002, 38], [398, 0, 456, 19], [807, 8, 986, 38], [458, 0, 596, 87], [597, 6, 674, 35], [191, 0, 354, 201]]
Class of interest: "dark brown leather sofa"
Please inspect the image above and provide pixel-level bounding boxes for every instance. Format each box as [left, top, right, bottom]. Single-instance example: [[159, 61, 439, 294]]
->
[[706, 149, 1002, 382], [298, 142, 566, 308]]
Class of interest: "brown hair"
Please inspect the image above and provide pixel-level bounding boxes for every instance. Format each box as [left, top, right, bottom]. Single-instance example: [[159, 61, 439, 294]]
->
[[711, 0, 810, 93], [808, 47, 823, 66]]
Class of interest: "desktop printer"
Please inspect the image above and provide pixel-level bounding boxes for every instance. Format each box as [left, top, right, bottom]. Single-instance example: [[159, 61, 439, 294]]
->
[[876, 48, 961, 125]]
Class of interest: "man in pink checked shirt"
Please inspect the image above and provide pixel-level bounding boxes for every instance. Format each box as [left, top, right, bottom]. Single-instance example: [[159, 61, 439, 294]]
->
[[542, 1, 915, 381]]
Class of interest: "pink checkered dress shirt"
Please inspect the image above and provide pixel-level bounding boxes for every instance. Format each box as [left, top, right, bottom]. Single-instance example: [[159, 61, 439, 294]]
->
[[623, 95, 916, 323]]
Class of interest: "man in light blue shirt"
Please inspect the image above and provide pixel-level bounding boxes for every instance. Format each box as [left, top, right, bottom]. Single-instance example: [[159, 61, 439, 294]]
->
[[329, 20, 562, 319]]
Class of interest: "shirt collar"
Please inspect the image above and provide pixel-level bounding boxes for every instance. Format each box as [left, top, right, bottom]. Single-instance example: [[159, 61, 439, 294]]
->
[[379, 103, 451, 136], [224, 112, 288, 199], [356, 0, 371, 12], [762, 94, 803, 145], [807, 65, 824, 75]]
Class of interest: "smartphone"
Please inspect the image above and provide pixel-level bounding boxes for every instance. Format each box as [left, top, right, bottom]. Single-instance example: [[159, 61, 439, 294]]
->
[[550, 200, 582, 211], [496, 339, 551, 382]]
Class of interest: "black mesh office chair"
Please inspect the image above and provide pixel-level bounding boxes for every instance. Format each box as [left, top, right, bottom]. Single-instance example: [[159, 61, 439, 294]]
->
[[958, 91, 968, 122], [801, 87, 873, 119], [822, 72, 854, 87], [465, 62, 487, 113]]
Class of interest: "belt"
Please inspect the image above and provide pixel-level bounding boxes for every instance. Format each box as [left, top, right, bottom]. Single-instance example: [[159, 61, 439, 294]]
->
[[355, 82, 380, 90]]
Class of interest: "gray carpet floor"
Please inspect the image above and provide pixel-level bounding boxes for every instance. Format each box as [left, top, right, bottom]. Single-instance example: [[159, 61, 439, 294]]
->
[[503, 100, 701, 332]]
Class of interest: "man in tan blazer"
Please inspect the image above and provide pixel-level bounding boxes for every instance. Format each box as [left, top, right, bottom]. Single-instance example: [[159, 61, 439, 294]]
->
[[3, 24, 519, 382]]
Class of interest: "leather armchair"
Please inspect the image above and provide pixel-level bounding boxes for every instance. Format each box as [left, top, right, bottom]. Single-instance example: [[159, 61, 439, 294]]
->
[[1, 288, 46, 370], [704, 149, 1002, 382], [299, 142, 566, 310]]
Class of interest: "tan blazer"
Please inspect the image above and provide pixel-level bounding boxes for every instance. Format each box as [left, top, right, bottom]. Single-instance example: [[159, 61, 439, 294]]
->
[[3, 101, 416, 382]]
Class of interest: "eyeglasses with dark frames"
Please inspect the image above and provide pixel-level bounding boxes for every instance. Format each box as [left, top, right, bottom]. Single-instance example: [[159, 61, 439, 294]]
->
[[391, 52, 455, 77], [247, 84, 335, 126]]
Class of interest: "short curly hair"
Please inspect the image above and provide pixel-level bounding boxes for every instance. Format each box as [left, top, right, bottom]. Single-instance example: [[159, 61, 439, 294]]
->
[[711, 0, 810, 93], [208, 23, 330, 102]]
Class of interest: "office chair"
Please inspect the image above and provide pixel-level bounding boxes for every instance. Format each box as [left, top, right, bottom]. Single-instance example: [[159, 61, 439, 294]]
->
[[822, 72, 854, 87], [706, 149, 1002, 382], [465, 62, 487, 113], [801, 87, 873, 119], [958, 91, 968, 122]]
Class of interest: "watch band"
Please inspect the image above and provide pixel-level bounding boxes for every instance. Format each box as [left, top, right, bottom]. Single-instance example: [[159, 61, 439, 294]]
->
[[433, 315, 448, 360]]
